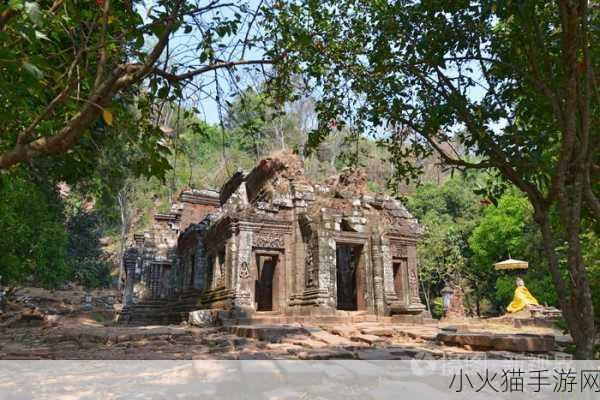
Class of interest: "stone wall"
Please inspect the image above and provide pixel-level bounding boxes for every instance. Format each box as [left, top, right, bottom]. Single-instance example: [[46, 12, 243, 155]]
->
[[123, 152, 427, 322]]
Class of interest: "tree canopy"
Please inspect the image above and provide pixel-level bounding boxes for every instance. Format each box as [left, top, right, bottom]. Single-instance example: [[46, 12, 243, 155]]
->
[[266, 0, 599, 358], [0, 0, 272, 170]]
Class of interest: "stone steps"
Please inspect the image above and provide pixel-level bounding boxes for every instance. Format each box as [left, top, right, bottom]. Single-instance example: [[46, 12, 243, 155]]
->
[[223, 324, 309, 342], [436, 331, 555, 353], [118, 289, 207, 325], [219, 310, 382, 326]]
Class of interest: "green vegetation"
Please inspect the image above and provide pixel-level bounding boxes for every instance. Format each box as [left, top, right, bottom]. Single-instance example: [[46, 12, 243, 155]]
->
[[0, 0, 596, 358], [409, 176, 599, 329], [0, 171, 69, 287], [266, 0, 598, 358]]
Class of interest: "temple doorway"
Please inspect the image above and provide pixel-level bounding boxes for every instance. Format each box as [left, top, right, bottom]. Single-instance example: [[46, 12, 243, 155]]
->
[[336, 243, 365, 311], [255, 254, 279, 311], [393, 259, 409, 304]]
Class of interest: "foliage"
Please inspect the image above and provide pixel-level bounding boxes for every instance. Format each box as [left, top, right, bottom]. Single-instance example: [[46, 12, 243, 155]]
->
[[406, 173, 484, 313], [0, 170, 70, 287], [468, 193, 557, 312], [64, 202, 113, 289], [0, 0, 271, 170], [431, 297, 444, 320], [267, 0, 599, 358]]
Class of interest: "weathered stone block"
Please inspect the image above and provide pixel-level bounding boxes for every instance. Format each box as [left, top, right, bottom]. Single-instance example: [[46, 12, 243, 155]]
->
[[188, 309, 219, 327], [350, 334, 386, 345], [360, 327, 394, 337], [436, 332, 555, 353]]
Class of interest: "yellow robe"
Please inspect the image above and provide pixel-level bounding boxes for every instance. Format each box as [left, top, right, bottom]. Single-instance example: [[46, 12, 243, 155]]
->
[[507, 286, 539, 313]]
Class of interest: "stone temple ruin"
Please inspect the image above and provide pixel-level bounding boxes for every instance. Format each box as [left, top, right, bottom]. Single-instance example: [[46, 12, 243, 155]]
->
[[120, 151, 426, 325]]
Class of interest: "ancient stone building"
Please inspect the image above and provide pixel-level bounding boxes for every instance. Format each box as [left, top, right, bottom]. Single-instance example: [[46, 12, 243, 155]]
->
[[122, 189, 220, 305], [121, 152, 426, 323]]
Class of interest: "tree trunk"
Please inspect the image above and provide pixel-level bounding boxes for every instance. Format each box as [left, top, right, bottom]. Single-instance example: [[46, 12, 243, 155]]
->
[[421, 281, 431, 315], [117, 189, 130, 291], [535, 206, 595, 359], [559, 172, 595, 359]]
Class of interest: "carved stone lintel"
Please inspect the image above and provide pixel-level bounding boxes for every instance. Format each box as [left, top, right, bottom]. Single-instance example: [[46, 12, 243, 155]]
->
[[253, 232, 284, 249], [390, 242, 408, 258]]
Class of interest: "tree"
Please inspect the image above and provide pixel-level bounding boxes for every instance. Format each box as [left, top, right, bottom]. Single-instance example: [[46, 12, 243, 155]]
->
[[468, 193, 556, 313], [268, 1, 598, 357], [0, 170, 70, 287], [0, 0, 272, 170], [406, 174, 484, 314]]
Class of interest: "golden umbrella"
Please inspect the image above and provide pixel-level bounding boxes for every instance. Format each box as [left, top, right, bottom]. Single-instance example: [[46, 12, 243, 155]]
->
[[494, 258, 529, 270]]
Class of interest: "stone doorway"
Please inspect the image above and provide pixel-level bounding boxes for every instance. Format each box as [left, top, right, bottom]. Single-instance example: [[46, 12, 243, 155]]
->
[[393, 259, 409, 304], [335, 243, 365, 311], [255, 254, 279, 311]]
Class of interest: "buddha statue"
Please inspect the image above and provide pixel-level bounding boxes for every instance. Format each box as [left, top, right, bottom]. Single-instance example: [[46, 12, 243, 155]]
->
[[506, 277, 539, 313]]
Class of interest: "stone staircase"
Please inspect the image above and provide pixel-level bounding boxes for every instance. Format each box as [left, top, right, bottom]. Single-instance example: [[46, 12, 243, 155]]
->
[[219, 310, 382, 326], [119, 295, 420, 327], [118, 289, 205, 326]]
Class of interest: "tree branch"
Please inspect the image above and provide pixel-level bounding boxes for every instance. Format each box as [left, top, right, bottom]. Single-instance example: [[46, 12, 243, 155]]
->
[[0, 8, 16, 31], [0, 1, 185, 170], [583, 168, 600, 219], [153, 59, 272, 82]]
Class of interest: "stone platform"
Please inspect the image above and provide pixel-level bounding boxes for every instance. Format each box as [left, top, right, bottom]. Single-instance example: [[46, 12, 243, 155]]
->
[[436, 331, 555, 353], [186, 309, 436, 328], [0, 317, 572, 360]]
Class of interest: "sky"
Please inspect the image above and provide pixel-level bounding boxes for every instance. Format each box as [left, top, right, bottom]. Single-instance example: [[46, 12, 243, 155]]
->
[[140, 0, 268, 125]]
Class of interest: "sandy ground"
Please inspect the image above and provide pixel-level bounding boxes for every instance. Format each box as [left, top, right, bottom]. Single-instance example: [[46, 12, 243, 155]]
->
[[0, 287, 574, 360]]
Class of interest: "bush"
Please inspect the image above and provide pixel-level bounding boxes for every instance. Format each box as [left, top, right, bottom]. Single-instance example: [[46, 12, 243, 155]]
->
[[65, 203, 114, 289], [432, 297, 444, 319], [0, 172, 71, 287], [72, 259, 112, 289]]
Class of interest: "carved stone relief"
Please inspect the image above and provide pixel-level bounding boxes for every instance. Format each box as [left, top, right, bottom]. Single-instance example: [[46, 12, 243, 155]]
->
[[390, 242, 408, 258], [253, 232, 284, 249], [305, 249, 316, 288], [408, 267, 419, 297], [239, 261, 250, 279], [383, 211, 402, 226], [217, 262, 225, 287], [238, 289, 252, 305]]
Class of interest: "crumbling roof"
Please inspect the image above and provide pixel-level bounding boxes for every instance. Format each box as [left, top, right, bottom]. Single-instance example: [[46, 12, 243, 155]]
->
[[219, 170, 246, 205], [211, 150, 420, 235], [219, 150, 309, 206], [325, 167, 371, 197], [178, 188, 220, 205]]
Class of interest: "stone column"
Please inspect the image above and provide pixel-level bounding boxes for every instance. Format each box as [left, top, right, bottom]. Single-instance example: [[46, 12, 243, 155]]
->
[[407, 245, 422, 305], [194, 239, 207, 290], [318, 233, 336, 310], [371, 235, 386, 315], [233, 230, 253, 311], [123, 248, 138, 307]]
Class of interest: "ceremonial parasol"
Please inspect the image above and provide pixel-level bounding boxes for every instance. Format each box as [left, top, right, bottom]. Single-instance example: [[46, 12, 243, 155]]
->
[[494, 258, 529, 270]]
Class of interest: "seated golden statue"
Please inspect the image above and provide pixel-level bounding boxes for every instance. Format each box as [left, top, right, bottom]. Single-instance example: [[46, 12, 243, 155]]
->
[[507, 278, 539, 313]]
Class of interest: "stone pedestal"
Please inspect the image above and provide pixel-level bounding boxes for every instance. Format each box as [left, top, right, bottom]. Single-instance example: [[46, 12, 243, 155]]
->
[[444, 286, 466, 320], [188, 309, 220, 327]]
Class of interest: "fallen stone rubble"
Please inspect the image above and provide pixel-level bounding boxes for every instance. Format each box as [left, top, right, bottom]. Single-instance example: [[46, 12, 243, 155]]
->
[[0, 320, 573, 360]]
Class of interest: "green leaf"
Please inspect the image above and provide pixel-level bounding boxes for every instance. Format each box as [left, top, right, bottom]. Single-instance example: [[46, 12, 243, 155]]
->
[[25, 1, 42, 25], [22, 61, 43, 79], [8, 0, 24, 11]]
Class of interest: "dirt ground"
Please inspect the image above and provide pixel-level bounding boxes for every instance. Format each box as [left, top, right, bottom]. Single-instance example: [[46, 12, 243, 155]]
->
[[0, 286, 574, 360]]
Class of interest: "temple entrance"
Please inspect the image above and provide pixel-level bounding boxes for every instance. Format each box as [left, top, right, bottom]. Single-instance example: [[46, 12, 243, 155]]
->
[[255, 254, 279, 311], [393, 259, 409, 304], [336, 243, 365, 311]]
